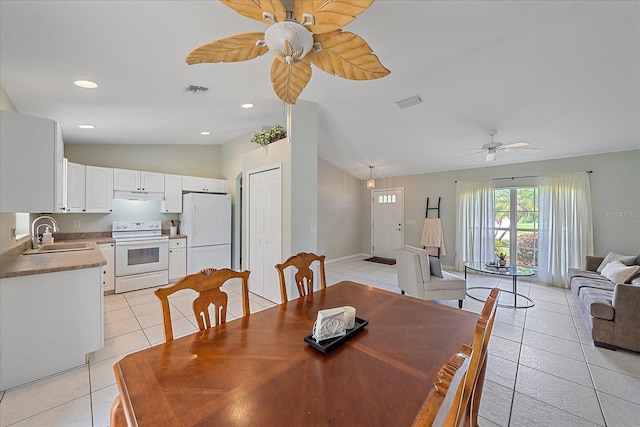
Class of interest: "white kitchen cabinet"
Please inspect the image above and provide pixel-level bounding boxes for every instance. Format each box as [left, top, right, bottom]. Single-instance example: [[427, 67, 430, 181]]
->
[[169, 238, 187, 282], [114, 168, 164, 192], [161, 174, 183, 213], [85, 166, 113, 213], [182, 175, 227, 193], [0, 111, 65, 213], [98, 242, 115, 293], [0, 267, 103, 390], [66, 161, 86, 212]]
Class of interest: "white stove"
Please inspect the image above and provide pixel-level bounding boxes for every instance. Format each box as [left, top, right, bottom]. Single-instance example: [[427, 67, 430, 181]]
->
[[112, 221, 169, 293]]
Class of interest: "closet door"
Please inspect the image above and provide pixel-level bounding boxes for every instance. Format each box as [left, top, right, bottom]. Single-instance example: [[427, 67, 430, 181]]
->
[[248, 166, 282, 303]]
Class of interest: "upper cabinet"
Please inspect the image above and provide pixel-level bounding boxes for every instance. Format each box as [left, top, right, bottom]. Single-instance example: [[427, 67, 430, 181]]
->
[[182, 176, 227, 193], [85, 166, 114, 213], [66, 161, 86, 213], [161, 174, 182, 213], [0, 111, 65, 213], [65, 164, 113, 213], [113, 169, 164, 192]]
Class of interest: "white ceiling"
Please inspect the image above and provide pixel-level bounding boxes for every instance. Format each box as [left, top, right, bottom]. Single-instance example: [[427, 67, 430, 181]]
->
[[1, 1, 638, 181]]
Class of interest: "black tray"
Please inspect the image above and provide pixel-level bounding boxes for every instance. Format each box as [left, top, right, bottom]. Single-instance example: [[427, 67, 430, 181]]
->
[[304, 317, 369, 353]]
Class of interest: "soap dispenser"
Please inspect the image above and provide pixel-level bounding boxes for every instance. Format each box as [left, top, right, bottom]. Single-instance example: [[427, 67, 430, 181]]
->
[[42, 227, 54, 244]]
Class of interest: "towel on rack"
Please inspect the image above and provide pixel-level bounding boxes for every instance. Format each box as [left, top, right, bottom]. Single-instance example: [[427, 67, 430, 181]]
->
[[421, 218, 447, 256]]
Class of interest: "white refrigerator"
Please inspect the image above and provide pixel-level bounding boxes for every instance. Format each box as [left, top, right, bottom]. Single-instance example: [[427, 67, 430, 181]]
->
[[180, 193, 232, 274]]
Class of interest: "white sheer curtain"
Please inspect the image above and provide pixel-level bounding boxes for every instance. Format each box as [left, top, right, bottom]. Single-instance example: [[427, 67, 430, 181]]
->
[[455, 180, 494, 271], [538, 172, 593, 288]]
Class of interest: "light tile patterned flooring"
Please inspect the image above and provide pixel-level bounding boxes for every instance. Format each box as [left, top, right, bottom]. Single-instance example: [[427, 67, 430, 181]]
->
[[1, 255, 639, 426]]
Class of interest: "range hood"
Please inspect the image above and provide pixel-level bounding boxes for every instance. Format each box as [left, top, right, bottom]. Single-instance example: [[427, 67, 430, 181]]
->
[[113, 190, 164, 201]]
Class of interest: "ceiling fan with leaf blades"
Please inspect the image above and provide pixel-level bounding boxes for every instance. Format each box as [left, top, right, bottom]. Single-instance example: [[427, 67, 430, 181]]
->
[[460, 129, 535, 162], [186, 0, 390, 105]]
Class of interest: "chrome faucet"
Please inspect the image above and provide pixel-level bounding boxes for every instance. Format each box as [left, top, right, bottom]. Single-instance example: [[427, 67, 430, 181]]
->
[[31, 215, 59, 249]]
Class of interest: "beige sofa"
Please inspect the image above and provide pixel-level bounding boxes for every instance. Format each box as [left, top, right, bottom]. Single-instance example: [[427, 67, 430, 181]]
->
[[568, 253, 640, 352], [396, 245, 466, 308]]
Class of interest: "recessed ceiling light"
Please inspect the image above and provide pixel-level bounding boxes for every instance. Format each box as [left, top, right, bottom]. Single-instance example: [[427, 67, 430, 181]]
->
[[74, 80, 98, 89], [241, 103, 254, 109], [78, 124, 95, 129], [200, 131, 211, 135]]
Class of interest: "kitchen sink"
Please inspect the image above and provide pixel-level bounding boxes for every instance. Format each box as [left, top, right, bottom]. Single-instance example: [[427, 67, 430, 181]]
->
[[25, 241, 93, 254]]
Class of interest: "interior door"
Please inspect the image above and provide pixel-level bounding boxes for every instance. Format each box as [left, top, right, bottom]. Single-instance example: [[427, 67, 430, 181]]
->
[[372, 188, 404, 259], [248, 166, 282, 303]]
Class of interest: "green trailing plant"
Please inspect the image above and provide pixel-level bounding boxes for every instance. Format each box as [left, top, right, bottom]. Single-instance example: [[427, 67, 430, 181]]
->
[[251, 124, 286, 146]]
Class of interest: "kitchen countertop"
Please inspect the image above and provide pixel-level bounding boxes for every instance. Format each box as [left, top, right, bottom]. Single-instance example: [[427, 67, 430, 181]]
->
[[0, 238, 111, 279]]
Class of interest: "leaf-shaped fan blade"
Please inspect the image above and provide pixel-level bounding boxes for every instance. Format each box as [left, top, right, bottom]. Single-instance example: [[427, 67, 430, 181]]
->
[[293, 0, 374, 34], [270, 57, 312, 104], [308, 30, 390, 80], [220, 0, 287, 24], [186, 32, 268, 64]]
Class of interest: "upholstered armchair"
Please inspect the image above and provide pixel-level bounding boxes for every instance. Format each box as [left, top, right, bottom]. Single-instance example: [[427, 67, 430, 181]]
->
[[396, 245, 466, 308]]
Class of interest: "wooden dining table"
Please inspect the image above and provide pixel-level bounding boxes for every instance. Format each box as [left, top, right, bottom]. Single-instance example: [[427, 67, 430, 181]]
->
[[112, 281, 478, 426]]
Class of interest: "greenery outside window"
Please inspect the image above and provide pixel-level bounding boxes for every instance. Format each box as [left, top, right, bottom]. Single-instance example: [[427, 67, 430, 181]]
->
[[494, 187, 539, 267]]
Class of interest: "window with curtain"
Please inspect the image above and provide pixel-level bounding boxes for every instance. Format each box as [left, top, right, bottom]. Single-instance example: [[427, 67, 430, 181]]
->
[[456, 172, 593, 288], [538, 172, 593, 288], [494, 187, 539, 268]]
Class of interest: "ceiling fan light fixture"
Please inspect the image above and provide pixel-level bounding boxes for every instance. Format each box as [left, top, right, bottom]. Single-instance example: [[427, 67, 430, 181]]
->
[[366, 166, 376, 189], [264, 21, 314, 63]]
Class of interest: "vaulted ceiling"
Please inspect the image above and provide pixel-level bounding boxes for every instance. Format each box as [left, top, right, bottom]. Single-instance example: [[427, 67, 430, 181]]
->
[[1, 1, 638, 180]]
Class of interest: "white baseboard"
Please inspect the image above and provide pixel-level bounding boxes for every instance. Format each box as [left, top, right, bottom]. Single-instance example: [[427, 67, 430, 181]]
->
[[325, 253, 371, 264]]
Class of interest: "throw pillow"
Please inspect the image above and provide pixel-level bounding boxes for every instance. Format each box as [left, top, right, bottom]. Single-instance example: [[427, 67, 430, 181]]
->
[[596, 251, 638, 273], [430, 258, 443, 278], [600, 260, 640, 284]]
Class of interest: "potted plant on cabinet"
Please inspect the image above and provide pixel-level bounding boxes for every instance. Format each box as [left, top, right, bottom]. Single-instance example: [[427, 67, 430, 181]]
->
[[251, 124, 286, 146]]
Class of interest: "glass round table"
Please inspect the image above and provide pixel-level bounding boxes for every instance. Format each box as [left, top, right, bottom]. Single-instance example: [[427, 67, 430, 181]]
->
[[464, 262, 536, 308]]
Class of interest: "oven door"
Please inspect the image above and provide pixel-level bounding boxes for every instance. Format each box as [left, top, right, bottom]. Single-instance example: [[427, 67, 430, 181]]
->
[[115, 238, 169, 277]]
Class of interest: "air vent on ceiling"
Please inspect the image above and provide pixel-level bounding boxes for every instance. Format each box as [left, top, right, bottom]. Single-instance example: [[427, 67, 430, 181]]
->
[[183, 85, 209, 95], [396, 95, 423, 109]]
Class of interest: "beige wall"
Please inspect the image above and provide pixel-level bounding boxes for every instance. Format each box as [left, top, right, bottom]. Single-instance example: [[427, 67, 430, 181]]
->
[[317, 158, 365, 260], [65, 143, 222, 177], [366, 150, 640, 267], [0, 83, 28, 258]]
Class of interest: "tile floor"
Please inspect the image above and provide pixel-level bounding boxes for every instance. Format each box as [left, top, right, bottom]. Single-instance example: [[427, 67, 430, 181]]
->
[[1, 255, 639, 426]]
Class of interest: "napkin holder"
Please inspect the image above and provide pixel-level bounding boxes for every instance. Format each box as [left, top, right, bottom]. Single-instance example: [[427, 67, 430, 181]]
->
[[312, 307, 347, 342]]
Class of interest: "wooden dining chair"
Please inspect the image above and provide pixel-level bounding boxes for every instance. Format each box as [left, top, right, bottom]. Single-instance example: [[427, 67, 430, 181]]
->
[[275, 252, 327, 303], [412, 345, 473, 427], [458, 287, 500, 427], [109, 395, 126, 427], [155, 267, 250, 341]]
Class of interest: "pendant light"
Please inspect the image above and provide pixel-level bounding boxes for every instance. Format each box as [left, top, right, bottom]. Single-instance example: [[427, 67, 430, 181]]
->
[[366, 166, 375, 189]]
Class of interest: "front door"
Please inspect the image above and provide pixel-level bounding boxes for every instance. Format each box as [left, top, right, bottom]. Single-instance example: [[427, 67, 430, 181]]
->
[[372, 188, 404, 259]]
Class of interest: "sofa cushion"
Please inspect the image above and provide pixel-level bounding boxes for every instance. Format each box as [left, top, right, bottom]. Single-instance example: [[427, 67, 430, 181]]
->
[[579, 287, 615, 320], [572, 276, 615, 297], [568, 268, 605, 282], [601, 260, 640, 284], [596, 251, 638, 272]]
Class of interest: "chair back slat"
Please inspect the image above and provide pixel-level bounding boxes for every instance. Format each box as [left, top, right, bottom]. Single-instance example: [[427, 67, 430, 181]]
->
[[155, 268, 250, 341], [275, 252, 326, 303], [458, 287, 500, 426], [412, 345, 473, 427]]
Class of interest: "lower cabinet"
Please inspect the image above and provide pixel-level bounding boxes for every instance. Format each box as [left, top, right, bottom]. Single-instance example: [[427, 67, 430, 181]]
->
[[98, 242, 115, 293], [0, 267, 104, 390], [169, 238, 187, 282]]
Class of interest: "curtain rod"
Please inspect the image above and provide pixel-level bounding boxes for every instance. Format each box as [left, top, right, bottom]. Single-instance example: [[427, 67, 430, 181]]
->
[[455, 171, 592, 183]]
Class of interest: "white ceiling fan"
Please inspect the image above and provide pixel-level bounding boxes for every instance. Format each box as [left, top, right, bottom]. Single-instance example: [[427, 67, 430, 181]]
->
[[461, 129, 535, 162]]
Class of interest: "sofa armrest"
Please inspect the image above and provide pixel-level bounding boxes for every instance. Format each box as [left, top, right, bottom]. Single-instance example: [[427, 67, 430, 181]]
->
[[611, 284, 640, 350], [586, 256, 604, 272]]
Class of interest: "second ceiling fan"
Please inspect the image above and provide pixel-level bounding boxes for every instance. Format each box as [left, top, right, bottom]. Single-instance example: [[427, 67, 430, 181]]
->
[[462, 129, 536, 162]]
